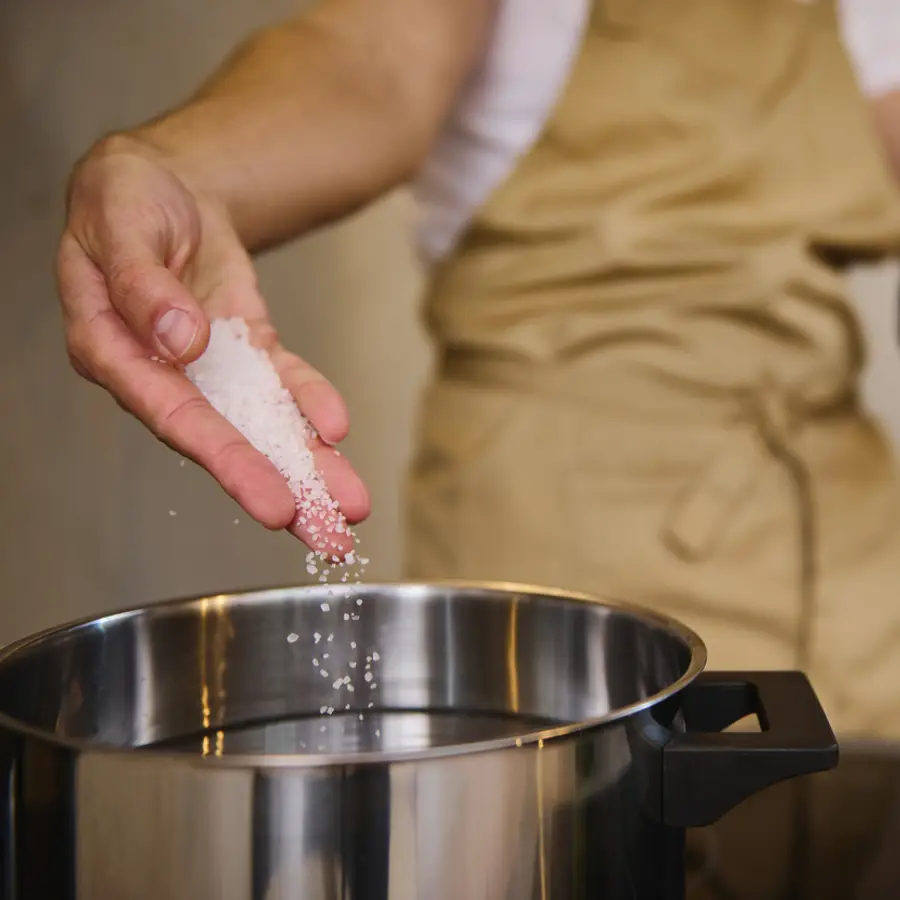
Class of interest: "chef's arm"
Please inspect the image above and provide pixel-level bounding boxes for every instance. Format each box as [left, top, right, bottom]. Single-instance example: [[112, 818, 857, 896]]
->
[[108, 0, 496, 252], [872, 90, 900, 183]]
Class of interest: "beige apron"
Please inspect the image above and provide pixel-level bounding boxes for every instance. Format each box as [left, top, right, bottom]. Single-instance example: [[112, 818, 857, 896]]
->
[[406, 0, 900, 739]]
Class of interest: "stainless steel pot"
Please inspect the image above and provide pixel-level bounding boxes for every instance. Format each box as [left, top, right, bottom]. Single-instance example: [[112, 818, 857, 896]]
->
[[0, 582, 837, 900]]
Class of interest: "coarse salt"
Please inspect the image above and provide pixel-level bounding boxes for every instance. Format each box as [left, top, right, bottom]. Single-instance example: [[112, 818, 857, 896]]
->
[[185, 317, 348, 559]]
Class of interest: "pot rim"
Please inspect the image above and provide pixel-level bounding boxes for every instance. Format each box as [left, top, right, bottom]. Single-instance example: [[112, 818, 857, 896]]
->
[[0, 580, 708, 769]]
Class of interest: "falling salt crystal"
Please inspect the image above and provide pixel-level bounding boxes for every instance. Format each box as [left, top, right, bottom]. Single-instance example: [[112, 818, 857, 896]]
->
[[320, 725, 327, 733], [332, 678, 344, 690], [320, 705, 328, 714], [375, 729, 381, 738], [313, 632, 321, 644], [319, 669, 329, 678], [372, 652, 380, 662], [367, 702, 375, 708], [356, 598, 363, 607], [233, 519, 240, 525], [286, 633, 299, 644], [306, 564, 317, 575], [179, 459, 186, 468], [343, 613, 350, 621], [312, 657, 320, 667], [168, 510, 177, 517], [349, 661, 357, 669], [364, 672, 374, 683], [321, 602, 331, 612], [327, 634, 334, 643], [358, 714, 364, 721], [350, 641, 357, 650], [323, 653, 329, 660]]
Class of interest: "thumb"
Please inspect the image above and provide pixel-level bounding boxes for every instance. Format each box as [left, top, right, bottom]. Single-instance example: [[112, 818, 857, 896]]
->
[[103, 239, 210, 365]]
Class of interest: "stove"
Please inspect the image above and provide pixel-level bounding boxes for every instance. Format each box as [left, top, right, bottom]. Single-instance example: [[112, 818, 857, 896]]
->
[[685, 742, 900, 900]]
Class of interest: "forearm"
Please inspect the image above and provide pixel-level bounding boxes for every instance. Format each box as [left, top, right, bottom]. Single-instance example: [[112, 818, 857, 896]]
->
[[107, 0, 493, 252]]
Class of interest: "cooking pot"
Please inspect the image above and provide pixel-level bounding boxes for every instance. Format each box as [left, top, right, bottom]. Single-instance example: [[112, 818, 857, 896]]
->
[[0, 582, 837, 900]]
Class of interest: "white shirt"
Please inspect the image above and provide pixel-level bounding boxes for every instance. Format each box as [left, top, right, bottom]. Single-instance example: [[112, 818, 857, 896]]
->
[[413, 0, 900, 265]]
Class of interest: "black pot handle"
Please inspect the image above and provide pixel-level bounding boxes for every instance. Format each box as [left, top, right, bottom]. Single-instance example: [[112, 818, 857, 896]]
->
[[661, 670, 838, 827]]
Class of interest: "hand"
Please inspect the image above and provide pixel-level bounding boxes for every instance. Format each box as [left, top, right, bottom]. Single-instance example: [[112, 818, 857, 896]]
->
[[57, 136, 370, 557]]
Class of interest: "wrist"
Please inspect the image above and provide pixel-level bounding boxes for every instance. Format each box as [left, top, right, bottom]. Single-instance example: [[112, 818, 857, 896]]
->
[[80, 126, 235, 227]]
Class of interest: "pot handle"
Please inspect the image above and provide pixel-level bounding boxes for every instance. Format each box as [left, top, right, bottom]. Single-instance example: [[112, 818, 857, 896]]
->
[[660, 670, 838, 827]]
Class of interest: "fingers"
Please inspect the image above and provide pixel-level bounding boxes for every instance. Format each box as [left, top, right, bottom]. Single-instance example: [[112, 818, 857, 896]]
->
[[284, 439, 369, 559], [105, 249, 210, 366], [311, 441, 370, 524], [61, 249, 297, 530], [60, 228, 209, 367], [103, 329, 298, 531], [271, 346, 350, 445], [289, 514, 357, 561], [273, 349, 370, 561]]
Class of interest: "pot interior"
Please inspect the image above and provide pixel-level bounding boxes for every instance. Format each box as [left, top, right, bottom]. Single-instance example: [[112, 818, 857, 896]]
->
[[0, 583, 702, 757]]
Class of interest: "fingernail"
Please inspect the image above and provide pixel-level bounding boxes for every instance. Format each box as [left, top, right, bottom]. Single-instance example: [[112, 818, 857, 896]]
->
[[155, 309, 197, 359]]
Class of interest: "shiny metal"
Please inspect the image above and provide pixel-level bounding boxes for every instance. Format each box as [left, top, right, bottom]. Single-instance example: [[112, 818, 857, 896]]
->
[[0, 581, 707, 900]]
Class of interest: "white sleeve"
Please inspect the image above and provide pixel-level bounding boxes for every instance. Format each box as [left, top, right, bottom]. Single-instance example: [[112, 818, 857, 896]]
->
[[838, 0, 900, 97]]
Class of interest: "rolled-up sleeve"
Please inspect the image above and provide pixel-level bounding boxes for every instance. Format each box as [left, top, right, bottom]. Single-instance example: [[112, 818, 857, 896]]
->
[[839, 0, 900, 97]]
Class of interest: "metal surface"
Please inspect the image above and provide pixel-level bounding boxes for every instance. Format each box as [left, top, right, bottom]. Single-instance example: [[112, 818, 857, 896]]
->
[[0, 581, 704, 900]]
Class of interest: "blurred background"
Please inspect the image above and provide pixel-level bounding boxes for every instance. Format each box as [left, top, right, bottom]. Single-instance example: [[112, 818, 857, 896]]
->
[[0, 0, 898, 646]]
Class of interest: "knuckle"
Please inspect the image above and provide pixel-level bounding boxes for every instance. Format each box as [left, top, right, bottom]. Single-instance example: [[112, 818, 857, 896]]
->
[[65, 322, 89, 360], [210, 439, 250, 475], [66, 349, 93, 384], [108, 261, 155, 307], [154, 395, 207, 442], [67, 313, 119, 383]]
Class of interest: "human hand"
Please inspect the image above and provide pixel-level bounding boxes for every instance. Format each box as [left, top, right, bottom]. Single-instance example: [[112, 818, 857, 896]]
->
[[58, 136, 370, 556]]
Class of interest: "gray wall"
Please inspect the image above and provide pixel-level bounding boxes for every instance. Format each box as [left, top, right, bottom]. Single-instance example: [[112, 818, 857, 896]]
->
[[1, 0, 898, 644]]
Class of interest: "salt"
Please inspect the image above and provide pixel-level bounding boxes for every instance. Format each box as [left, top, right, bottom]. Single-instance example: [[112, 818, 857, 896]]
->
[[185, 317, 348, 558]]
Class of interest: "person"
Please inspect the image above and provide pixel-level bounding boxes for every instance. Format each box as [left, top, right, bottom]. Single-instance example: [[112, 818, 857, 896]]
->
[[58, 0, 900, 738]]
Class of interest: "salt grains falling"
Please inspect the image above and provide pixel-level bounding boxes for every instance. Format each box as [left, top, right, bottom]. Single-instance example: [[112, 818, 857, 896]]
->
[[185, 317, 378, 746]]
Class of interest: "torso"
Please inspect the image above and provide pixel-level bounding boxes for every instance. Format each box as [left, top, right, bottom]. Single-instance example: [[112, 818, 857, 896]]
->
[[412, 0, 900, 266]]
